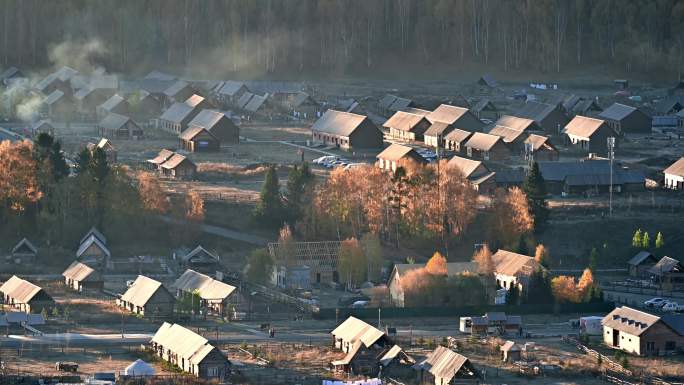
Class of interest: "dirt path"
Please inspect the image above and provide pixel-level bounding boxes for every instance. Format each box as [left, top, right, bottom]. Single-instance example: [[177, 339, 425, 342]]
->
[[159, 216, 268, 246]]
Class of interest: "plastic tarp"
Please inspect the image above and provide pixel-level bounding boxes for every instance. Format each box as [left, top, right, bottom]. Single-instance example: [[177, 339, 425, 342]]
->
[[123, 359, 156, 376]]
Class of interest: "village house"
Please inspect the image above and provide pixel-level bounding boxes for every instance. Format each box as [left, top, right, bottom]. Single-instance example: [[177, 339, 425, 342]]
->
[[500, 341, 522, 362], [649, 256, 684, 290], [464, 132, 511, 161], [147, 149, 174, 171], [379, 94, 400, 115], [492, 249, 542, 297], [627, 251, 659, 278], [160, 153, 197, 179], [180, 245, 220, 272], [413, 346, 479, 385], [163, 80, 196, 107], [173, 269, 236, 317], [471, 98, 499, 120], [187, 109, 239, 144], [599, 103, 652, 135], [76, 227, 111, 268], [87, 138, 117, 163], [379, 94, 414, 116], [179, 126, 220, 152], [151, 322, 230, 380], [97, 94, 129, 119], [159, 99, 203, 134], [516, 101, 569, 134], [0, 66, 23, 85], [236, 91, 254, 111], [536, 160, 644, 196], [330, 316, 404, 376], [459, 312, 522, 335], [0, 275, 55, 313], [443, 128, 473, 153], [571, 98, 603, 117], [563, 115, 616, 156], [488, 125, 529, 155], [663, 157, 684, 190], [43, 90, 74, 121], [117, 275, 175, 317], [602, 306, 684, 356], [62, 261, 103, 292], [388, 262, 478, 307], [376, 143, 427, 172], [35, 67, 78, 96], [678, 109, 684, 128], [31, 120, 55, 137], [426, 104, 483, 133], [449, 94, 471, 109], [267, 240, 342, 285], [244, 93, 279, 118], [10, 238, 38, 263], [477, 74, 497, 90], [447, 156, 497, 194], [383, 111, 431, 142], [74, 85, 111, 118], [213, 80, 249, 107], [524, 134, 559, 162], [131, 90, 163, 119], [98, 113, 143, 139], [311, 109, 383, 150], [272, 265, 311, 290], [282, 91, 320, 118], [653, 96, 684, 116], [332, 97, 365, 114]]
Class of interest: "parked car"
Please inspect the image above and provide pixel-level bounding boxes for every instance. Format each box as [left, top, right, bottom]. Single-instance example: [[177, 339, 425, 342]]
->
[[313, 155, 337, 165], [644, 297, 667, 308], [661, 302, 684, 312], [349, 300, 369, 308], [56, 362, 79, 372]]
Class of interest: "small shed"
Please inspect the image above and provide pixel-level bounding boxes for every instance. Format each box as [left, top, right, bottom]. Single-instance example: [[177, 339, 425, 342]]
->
[[76, 229, 110, 268], [160, 153, 197, 179], [62, 261, 103, 292], [627, 251, 659, 277], [98, 113, 143, 139], [376, 144, 427, 172], [501, 341, 521, 362], [179, 126, 220, 152], [464, 132, 510, 161], [11, 238, 38, 263], [182, 245, 219, 271]]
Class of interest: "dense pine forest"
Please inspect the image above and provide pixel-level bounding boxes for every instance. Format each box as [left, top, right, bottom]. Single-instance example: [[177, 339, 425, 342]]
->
[[1, 0, 683, 78]]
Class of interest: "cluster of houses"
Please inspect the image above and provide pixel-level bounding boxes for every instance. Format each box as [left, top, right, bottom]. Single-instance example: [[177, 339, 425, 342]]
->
[[627, 251, 684, 290]]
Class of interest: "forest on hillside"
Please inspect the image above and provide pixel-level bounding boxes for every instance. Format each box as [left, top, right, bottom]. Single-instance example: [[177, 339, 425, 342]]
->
[[1, 0, 683, 79]]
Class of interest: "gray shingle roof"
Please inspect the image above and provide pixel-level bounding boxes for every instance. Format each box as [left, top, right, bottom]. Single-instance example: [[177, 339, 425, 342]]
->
[[376, 143, 422, 162], [120, 275, 168, 307], [99, 94, 126, 112], [427, 104, 469, 124], [516, 101, 558, 122], [160, 102, 195, 124], [465, 132, 502, 151], [99, 113, 131, 131], [173, 269, 236, 301], [599, 103, 638, 121], [563, 116, 610, 139], [495, 115, 538, 132], [164, 80, 191, 97], [664, 157, 684, 177], [311, 109, 373, 137], [383, 111, 427, 132]]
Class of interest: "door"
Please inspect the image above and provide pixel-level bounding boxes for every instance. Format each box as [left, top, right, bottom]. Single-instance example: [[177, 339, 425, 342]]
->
[[612, 330, 620, 347]]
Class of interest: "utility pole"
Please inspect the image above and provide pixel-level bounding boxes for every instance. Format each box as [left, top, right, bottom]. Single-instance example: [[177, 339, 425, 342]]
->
[[524, 142, 534, 173], [607, 137, 615, 217]]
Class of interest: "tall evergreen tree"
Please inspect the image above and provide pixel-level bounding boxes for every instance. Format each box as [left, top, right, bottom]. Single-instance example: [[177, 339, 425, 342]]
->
[[589, 247, 599, 272], [254, 164, 284, 226], [526, 268, 554, 304], [284, 163, 314, 222], [523, 162, 548, 234]]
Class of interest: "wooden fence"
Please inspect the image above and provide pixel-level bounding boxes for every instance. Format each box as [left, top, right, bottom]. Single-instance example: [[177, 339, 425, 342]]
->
[[562, 337, 633, 376]]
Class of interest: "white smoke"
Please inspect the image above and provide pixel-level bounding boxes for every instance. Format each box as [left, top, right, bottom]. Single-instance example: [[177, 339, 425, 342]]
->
[[16, 94, 43, 122], [48, 38, 108, 72]]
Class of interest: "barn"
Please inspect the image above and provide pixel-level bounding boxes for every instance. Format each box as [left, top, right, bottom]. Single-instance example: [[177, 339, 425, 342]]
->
[[117, 275, 175, 317], [311, 110, 383, 150], [599, 103, 652, 135]]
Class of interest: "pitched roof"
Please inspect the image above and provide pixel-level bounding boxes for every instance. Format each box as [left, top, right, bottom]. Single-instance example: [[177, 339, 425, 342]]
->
[[188, 109, 226, 131], [488, 125, 527, 143], [524, 134, 556, 151], [164, 80, 191, 97], [81, 227, 106, 245], [160, 153, 193, 170], [331, 316, 386, 348], [99, 94, 126, 112], [378, 345, 413, 367], [217, 80, 247, 96], [654, 96, 684, 115], [627, 251, 657, 266], [492, 249, 538, 277], [74, 85, 95, 101], [311, 109, 373, 137], [573, 99, 603, 114], [0, 66, 20, 80], [237, 92, 254, 109], [99, 113, 131, 131], [383, 111, 427, 132], [472, 98, 496, 112], [389, 97, 413, 112], [0, 276, 47, 304], [76, 234, 111, 258], [599, 103, 639, 121], [183, 245, 218, 263], [185, 94, 205, 108], [179, 125, 217, 141], [147, 149, 175, 165], [173, 269, 236, 301], [62, 261, 98, 281], [377, 144, 422, 162], [244, 94, 267, 112], [427, 104, 469, 125], [392, 262, 478, 280], [464, 132, 502, 151], [447, 156, 489, 179], [403, 107, 431, 116], [516, 101, 558, 122], [160, 102, 195, 124], [292, 92, 317, 107], [144, 70, 176, 81], [120, 275, 167, 307], [649, 256, 683, 275], [11, 238, 37, 255], [602, 306, 661, 336], [501, 340, 521, 352], [424, 122, 454, 137], [444, 128, 472, 143], [413, 346, 473, 383], [151, 323, 224, 365], [537, 161, 644, 185], [478, 74, 497, 87], [495, 115, 538, 132], [44, 90, 65, 105], [563, 115, 611, 139], [379, 94, 398, 110], [54, 66, 78, 82], [664, 157, 684, 177], [31, 120, 54, 132]]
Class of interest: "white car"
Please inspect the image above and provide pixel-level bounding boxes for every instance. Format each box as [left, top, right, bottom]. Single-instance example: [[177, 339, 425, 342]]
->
[[344, 163, 365, 170], [313, 155, 337, 165], [644, 297, 666, 308], [661, 302, 684, 312]]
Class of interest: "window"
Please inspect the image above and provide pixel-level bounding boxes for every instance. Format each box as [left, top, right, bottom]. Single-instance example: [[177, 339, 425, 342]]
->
[[208, 367, 219, 377], [484, 151, 490, 160], [646, 342, 655, 351], [467, 147, 473, 157]]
